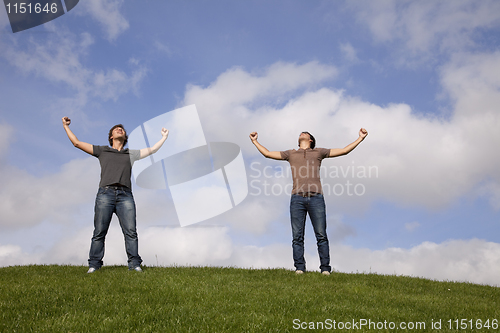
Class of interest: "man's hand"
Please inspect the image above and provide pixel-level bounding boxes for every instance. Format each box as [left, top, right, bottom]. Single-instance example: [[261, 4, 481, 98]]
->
[[359, 128, 368, 139], [161, 128, 169, 138], [249, 132, 258, 141], [62, 116, 71, 126]]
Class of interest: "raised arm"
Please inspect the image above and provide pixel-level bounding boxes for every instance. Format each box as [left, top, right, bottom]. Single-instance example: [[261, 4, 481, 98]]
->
[[139, 128, 169, 159], [328, 128, 368, 158], [249, 132, 283, 160], [62, 117, 93, 155]]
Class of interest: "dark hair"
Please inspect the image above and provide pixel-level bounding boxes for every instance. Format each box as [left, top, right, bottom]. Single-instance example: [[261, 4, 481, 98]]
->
[[108, 124, 128, 147], [300, 131, 316, 149]]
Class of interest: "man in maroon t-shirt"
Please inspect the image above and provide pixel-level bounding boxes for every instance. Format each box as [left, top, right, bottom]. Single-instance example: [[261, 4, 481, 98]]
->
[[250, 129, 368, 275]]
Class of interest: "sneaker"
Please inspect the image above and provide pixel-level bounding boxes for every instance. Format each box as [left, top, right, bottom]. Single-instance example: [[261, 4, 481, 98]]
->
[[87, 267, 97, 274], [131, 266, 143, 272], [321, 271, 330, 276], [295, 270, 304, 275]]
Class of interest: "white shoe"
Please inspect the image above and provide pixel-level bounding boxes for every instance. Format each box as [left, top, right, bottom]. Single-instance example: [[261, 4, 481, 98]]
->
[[295, 270, 304, 275], [131, 266, 143, 272], [87, 267, 97, 274], [321, 271, 330, 276]]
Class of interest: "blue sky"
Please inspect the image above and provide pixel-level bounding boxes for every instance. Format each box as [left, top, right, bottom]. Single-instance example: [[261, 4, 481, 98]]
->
[[1, 0, 500, 285]]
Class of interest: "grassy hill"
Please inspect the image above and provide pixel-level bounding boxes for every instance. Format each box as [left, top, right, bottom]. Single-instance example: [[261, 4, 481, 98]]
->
[[0, 265, 498, 332]]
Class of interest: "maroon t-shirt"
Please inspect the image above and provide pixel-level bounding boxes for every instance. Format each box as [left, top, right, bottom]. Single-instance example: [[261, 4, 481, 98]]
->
[[280, 148, 330, 195]]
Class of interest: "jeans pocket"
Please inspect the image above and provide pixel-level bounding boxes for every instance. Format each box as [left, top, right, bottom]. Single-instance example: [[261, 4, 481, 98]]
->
[[123, 188, 133, 197]]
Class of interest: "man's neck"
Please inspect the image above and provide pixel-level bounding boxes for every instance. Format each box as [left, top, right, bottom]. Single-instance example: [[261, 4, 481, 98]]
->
[[112, 140, 124, 151], [299, 143, 311, 150]]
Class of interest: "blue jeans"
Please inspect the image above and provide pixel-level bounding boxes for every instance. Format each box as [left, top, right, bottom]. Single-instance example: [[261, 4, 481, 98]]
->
[[88, 186, 142, 269], [290, 194, 331, 272]]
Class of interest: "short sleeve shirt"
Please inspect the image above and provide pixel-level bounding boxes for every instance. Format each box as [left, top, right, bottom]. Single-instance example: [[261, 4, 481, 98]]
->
[[92, 145, 141, 189], [280, 148, 330, 195]]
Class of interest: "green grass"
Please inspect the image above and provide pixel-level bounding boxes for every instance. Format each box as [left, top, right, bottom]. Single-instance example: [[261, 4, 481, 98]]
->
[[0, 265, 498, 332]]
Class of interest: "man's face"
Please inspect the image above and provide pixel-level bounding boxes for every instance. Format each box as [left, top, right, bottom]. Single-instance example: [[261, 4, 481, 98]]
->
[[299, 132, 310, 140], [111, 127, 126, 140], [298, 132, 312, 147]]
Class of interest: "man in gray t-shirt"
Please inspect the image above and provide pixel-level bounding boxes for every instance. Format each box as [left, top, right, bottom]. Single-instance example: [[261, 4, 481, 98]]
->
[[250, 129, 368, 275], [62, 117, 169, 273]]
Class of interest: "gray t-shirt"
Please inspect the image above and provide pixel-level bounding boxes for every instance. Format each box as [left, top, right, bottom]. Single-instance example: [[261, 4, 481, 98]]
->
[[92, 145, 141, 189]]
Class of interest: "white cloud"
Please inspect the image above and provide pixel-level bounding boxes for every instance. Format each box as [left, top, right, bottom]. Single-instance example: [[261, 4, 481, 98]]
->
[[477, 181, 500, 212], [4, 31, 94, 92], [441, 52, 500, 118], [140, 226, 233, 266], [332, 239, 500, 286], [0, 124, 170, 231], [132, 188, 179, 226], [184, 61, 337, 114], [439, 52, 500, 210], [92, 68, 145, 101], [2, 29, 146, 115], [213, 195, 289, 234], [181, 60, 500, 213], [77, 0, 129, 41], [0, 245, 43, 266], [154, 41, 174, 57], [486, 183, 500, 211], [340, 43, 359, 63], [405, 221, 420, 232], [348, 0, 500, 62], [328, 215, 357, 242], [0, 125, 99, 229], [0, 122, 14, 160], [0, 156, 99, 229]]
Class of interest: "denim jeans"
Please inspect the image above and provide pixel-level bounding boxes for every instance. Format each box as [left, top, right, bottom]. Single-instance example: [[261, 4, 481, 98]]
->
[[290, 193, 331, 272], [88, 186, 142, 269]]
